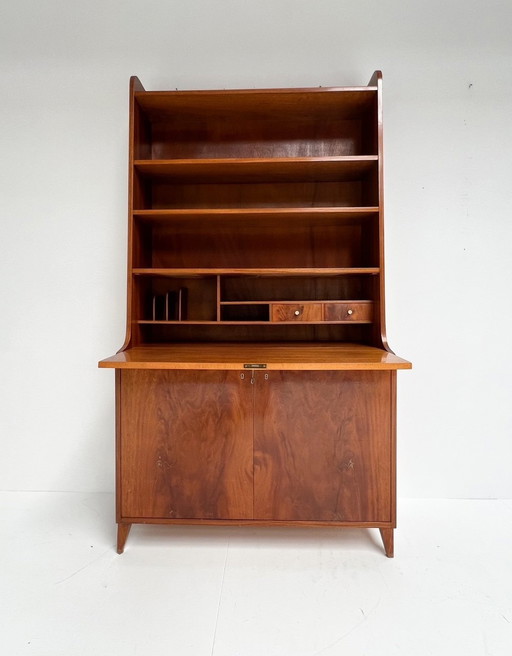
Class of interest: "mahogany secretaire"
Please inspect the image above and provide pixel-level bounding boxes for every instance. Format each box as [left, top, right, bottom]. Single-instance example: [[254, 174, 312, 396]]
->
[[99, 71, 411, 556]]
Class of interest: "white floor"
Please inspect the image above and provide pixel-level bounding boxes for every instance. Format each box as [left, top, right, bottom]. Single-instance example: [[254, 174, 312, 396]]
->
[[1, 493, 511, 656]]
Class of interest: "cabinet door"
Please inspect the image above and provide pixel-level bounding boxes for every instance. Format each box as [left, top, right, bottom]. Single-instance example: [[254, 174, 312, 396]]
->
[[253, 371, 392, 522], [120, 370, 253, 520]]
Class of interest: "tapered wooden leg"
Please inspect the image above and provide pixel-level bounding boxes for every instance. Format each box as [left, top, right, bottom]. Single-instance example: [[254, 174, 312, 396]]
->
[[379, 528, 394, 558], [117, 523, 132, 554]]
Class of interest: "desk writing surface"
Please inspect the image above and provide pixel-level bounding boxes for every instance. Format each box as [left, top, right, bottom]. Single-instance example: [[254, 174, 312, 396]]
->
[[99, 343, 411, 371]]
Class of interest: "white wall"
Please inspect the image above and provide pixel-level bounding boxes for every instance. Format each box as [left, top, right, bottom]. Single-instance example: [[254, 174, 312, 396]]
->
[[1, 0, 511, 497]]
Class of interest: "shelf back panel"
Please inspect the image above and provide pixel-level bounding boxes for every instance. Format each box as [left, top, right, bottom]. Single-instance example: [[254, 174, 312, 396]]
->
[[221, 275, 374, 303], [139, 323, 373, 344], [141, 223, 377, 269], [148, 181, 368, 209], [150, 118, 375, 158]]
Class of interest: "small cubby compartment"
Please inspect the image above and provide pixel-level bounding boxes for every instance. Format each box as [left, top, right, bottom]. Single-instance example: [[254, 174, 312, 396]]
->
[[220, 303, 270, 322], [134, 89, 378, 159], [134, 275, 217, 322], [220, 274, 375, 304]]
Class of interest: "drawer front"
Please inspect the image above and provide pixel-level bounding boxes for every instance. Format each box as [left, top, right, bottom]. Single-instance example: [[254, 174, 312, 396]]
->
[[271, 303, 323, 322], [324, 302, 373, 322]]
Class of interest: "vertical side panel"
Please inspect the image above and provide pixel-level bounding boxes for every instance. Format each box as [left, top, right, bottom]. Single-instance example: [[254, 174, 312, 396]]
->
[[115, 369, 122, 524], [390, 370, 397, 527], [121, 76, 147, 350], [374, 72, 390, 350]]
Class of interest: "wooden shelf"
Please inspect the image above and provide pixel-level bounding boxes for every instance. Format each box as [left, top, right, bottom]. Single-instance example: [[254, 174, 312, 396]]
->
[[133, 207, 378, 219], [99, 343, 411, 371], [137, 320, 373, 326], [132, 207, 379, 227], [132, 268, 380, 277], [134, 156, 378, 183]]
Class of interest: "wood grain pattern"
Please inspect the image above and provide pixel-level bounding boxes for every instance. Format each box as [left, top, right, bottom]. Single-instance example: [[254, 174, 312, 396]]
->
[[324, 302, 373, 322], [271, 303, 323, 322], [119, 370, 253, 519], [253, 371, 392, 522]]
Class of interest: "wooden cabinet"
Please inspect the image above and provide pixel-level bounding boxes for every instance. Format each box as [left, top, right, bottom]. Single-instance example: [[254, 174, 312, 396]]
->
[[99, 71, 411, 556], [118, 369, 391, 524]]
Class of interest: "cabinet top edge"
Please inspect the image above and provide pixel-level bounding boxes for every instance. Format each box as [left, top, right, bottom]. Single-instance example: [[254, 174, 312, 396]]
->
[[131, 71, 382, 96], [135, 87, 378, 97]]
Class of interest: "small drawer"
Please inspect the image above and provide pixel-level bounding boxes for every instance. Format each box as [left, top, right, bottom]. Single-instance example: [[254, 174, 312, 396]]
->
[[324, 302, 373, 322], [271, 303, 323, 322]]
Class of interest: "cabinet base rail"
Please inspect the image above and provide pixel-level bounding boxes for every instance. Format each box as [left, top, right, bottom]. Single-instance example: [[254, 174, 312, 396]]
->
[[116, 520, 395, 557]]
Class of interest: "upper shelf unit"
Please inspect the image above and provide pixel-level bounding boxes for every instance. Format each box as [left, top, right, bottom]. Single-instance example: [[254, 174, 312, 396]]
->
[[125, 74, 385, 346]]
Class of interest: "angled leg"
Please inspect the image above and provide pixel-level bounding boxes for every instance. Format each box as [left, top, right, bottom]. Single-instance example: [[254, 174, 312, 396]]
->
[[117, 523, 132, 554], [379, 528, 394, 558]]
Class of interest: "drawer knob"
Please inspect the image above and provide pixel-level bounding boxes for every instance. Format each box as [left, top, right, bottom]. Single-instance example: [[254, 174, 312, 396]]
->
[[294, 310, 301, 316], [347, 309, 353, 315]]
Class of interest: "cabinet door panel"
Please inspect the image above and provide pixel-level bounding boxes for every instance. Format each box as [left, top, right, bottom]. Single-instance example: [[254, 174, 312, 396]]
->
[[254, 371, 391, 522], [120, 370, 253, 519]]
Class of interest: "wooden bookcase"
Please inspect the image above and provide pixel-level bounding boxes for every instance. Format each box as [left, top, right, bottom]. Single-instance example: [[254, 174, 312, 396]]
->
[[99, 71, 411, 556]]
